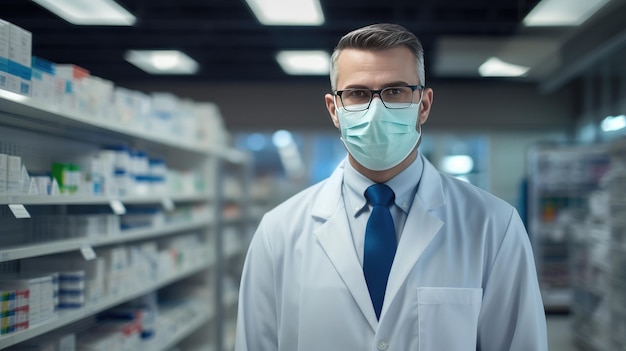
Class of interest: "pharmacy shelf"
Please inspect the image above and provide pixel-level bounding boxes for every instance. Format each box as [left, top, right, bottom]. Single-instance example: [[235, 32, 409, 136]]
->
[[0, 90, 213, 156], [0, 258, 215, 350], [156, 306, 216, 351], [223, 214, 245, 225], [224, 291, 239, 310], [224, 242, 244, 261], [0, 193, 212, 206], [0, 218, 213, 263]]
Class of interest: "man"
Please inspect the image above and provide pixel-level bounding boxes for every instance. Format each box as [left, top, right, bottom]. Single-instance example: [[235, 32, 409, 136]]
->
[[235, 23, 547, 351]]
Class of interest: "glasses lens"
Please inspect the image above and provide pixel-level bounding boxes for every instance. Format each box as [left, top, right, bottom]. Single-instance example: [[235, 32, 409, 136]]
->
[[380, 86, 415, 109], [340, 89, 372, 111]]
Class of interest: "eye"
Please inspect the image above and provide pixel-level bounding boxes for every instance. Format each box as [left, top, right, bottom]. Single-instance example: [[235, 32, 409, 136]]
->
[[383, 87, 404, 96], [346, 89, 368, 98]]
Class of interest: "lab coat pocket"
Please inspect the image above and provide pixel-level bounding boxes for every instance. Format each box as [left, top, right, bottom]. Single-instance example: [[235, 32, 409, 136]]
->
[[417, 287, 482, 351]]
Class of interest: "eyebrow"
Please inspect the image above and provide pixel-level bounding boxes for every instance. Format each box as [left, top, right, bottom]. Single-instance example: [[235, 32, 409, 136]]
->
[[342, 81, 412, 90]]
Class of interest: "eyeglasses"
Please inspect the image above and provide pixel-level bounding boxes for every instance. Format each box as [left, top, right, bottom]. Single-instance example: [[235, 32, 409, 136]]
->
[[335, 85, 424, 112]]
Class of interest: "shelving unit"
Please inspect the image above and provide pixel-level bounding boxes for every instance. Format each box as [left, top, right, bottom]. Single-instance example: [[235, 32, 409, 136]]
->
[[214, 150, 252, 351], [0, 89, 247, 350], [570, 137, 626, 351], [527, 144, 611, 312]]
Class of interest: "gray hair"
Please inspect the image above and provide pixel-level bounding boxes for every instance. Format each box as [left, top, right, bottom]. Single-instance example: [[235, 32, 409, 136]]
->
[[329, 23, 425, 91]]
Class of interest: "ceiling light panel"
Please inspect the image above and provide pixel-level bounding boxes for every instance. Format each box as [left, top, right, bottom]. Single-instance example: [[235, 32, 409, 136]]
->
[[523, 0, 611, 26], [124, 50, 199, 75], [245, 0, 324, 25], [276, 51, 330, 75], [478, 57, 530, 77], [33, 0, 136, 26]]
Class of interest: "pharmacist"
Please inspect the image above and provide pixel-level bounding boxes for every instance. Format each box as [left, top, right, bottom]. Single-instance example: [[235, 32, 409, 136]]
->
[[235, 23, 548, 351]]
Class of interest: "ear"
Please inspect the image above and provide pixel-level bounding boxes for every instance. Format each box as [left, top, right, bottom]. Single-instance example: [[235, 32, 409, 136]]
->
[[418, 87, 434, 125], [325, 93, 341, 129]]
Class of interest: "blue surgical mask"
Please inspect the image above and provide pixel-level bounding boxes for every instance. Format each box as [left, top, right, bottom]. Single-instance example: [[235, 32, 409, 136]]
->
[[336, 98, 421, 171]]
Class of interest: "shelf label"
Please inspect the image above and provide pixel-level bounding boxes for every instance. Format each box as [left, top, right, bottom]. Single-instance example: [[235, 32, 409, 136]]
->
[[80, 245, 97, 261], [8, 204, 30, 219], [109, 200, 126, 215], [161, 198, 175, 212]]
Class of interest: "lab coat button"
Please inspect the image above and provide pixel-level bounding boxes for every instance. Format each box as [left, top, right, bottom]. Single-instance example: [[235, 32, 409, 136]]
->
[[377, 340, 389, 350]]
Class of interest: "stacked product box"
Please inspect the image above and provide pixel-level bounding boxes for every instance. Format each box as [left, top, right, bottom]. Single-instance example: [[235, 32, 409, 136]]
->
[[0, 283, 29, 334], [0, 153, 7, 194], [0, 20, 9, 93], [31, 56, 59, 106], [0, 274, 56, 330], [55, 64, 89, 114], [20, 256, 106, 308], [0, 19, 32, 96]]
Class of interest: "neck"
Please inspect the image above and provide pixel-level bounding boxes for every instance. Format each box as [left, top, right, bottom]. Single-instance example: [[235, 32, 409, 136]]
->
[[350, 149, 418, 183]]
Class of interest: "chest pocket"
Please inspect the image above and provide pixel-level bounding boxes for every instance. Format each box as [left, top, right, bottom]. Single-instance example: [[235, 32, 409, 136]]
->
[[417, 287, 482, 351]]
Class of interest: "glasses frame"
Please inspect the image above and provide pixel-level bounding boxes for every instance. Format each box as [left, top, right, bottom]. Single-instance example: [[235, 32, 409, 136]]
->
[[334, 84, 425, 112]]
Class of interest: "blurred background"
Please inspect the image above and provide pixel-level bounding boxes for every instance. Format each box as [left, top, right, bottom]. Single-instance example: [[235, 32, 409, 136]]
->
[[0, 0, 626, 350]]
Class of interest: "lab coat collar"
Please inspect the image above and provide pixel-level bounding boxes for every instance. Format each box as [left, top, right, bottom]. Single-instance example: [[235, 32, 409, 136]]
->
[[312, 155, 446, 329], [312, 159, 377, 329], [381, 155, 445, 321]]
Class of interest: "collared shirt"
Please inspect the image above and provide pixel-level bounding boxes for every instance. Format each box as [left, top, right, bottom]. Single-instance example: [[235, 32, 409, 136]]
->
[[342, 155, 424, 265]]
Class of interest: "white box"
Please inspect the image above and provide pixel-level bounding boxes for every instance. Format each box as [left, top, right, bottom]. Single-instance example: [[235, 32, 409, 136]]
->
[[55, 64, 89, 114], [0, 274, 55, 325], [6, 155, 21, 193], [31, 56, 56, 105], [0, 20, 10, 91], [0, 154, 7, 194], [7, 23, 31, 96]]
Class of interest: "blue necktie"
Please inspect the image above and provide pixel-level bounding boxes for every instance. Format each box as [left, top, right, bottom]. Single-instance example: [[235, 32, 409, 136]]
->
[[363, 183, 397, 320]]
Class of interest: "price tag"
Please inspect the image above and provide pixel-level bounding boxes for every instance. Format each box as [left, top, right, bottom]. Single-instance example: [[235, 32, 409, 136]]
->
[[80, 245, 97, 261], [109, 200, 126, 215], [161, 198, 175, 212], [8, 204, 30, 219]]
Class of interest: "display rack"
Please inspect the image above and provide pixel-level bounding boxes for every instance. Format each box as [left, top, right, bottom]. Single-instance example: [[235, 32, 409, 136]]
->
[[527, 144, 610, 312], [0, 90, 247, 350], [214, 150, 253, 351], [570, 137, 626, 351]]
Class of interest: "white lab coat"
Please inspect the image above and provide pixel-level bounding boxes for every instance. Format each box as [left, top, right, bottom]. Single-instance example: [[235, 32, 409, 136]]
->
[[235, 156, 547, 351]]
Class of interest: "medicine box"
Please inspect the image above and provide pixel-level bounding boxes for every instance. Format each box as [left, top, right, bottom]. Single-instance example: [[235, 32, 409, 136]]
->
[[7, 22, 32, 96], [0, 20, 10, 92], [55, 64, 90, 114], [0, 153, 7, 194], [7, 155, 21, 193], [31, 56, 56, 105]]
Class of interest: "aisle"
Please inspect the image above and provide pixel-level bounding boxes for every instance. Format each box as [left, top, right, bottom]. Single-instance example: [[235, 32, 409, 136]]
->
[[547, 314, 575, 350]]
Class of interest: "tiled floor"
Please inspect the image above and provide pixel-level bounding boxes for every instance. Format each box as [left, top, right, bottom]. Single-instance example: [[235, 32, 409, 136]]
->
[[547, 314, 576, 350]]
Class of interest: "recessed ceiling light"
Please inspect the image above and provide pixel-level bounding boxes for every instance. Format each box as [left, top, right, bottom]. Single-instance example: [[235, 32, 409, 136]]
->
[[124, 50, 199, 75], [33, 0, 136, 26], [601, 115, 626, 132], [523, 0, 611, 26], [276, 50, 330, 75], [245, 0, 324, 25], [478, 57, 530, 77]]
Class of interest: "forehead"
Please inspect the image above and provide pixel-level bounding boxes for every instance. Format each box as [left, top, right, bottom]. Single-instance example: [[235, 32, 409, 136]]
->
[[335, 46, 418, 89]]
